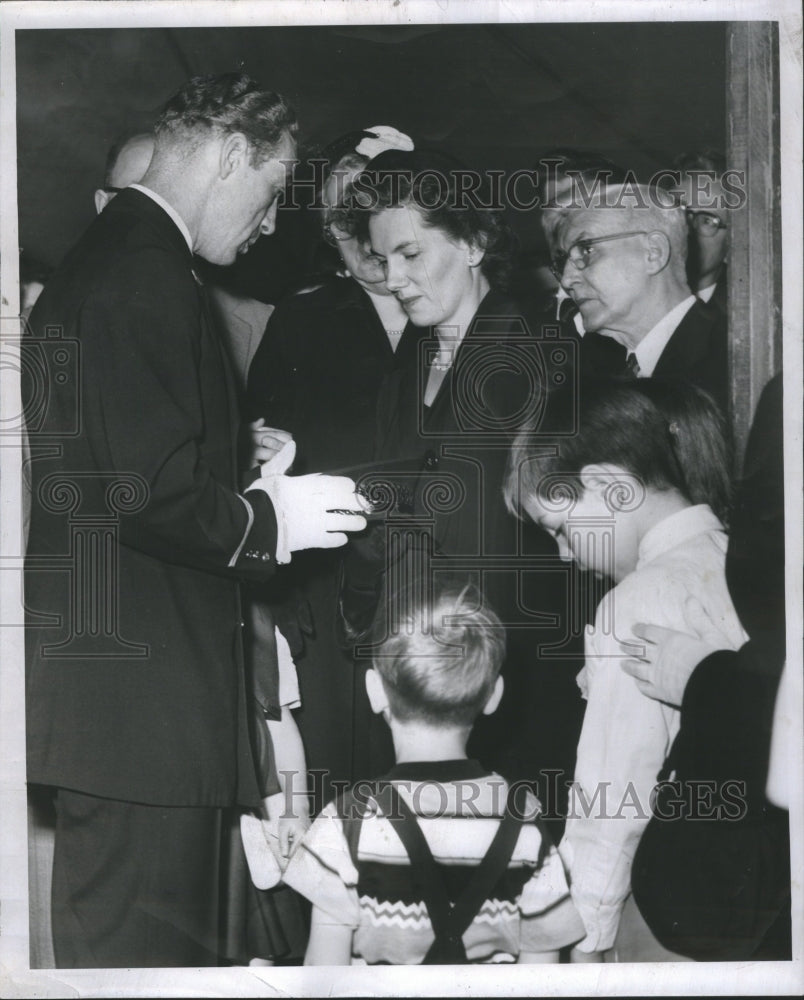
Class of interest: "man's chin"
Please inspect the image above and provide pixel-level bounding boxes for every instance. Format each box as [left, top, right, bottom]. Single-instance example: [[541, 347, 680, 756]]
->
[[198, 249, 239, 267]]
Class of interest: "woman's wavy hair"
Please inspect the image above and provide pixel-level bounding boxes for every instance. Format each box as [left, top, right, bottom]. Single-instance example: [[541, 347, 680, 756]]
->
[[349, 148, 517, 291]]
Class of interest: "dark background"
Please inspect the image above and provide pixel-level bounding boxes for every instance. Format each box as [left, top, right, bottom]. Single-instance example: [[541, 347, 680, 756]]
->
[[17, 22, 726, 278]]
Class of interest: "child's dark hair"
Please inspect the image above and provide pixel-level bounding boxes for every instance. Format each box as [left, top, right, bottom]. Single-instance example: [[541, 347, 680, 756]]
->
[[504, 377, 731, 524], [370, 580, 506, 728]]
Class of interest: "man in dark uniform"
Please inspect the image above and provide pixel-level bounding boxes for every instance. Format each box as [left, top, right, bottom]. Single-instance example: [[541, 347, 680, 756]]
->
[[24, 73, 365, 968]]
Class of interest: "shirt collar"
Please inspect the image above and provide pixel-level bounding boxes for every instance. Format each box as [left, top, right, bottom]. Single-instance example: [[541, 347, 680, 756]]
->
[[382, 758, 489, 782], [129, 183, 193, 254], [637, 503, 724, 569], [633, 294, 696, 376], [697, 283, 716, 303]]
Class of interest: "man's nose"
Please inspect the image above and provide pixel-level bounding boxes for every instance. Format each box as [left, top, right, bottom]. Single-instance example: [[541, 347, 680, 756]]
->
[[559, 257, 582, 291], [259, 201, 279, 237]]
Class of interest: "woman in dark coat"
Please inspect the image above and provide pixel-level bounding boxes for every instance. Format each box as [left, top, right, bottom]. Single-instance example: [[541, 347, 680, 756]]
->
[[342, 149, 587, 804]]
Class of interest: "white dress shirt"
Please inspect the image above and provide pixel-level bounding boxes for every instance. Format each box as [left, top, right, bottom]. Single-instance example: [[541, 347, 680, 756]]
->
[[632, 294, 697, 377], [129, 183, 193, 253], [697, 283, 716, 303], [559, 504, 747, 952]]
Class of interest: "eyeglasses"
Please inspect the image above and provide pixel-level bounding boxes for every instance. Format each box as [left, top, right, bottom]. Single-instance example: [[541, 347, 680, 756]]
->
[[549, 231, 648, 282], [685, 210, 728, 237]]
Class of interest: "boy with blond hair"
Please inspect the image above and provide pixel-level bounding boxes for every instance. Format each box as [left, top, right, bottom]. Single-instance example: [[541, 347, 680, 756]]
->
[[283, 581, 584, 965]]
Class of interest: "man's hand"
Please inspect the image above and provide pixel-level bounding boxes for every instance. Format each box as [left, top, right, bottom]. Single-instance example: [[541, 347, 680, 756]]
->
[[248, 418, 293, 467], [247, 458, 367, 554], [620, 596, 734, 706]]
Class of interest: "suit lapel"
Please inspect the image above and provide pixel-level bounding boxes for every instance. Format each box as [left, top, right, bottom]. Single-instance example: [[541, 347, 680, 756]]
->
[[653, 301, 712, 376]]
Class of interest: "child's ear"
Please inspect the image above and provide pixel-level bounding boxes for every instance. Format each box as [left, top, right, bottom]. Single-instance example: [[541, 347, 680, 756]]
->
[[481, 675, 504, 716], [579, 462, 629, 496], [364, 668, 389, 716]]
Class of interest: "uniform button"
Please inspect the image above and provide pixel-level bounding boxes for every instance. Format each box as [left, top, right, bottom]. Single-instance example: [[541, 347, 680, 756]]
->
[[424, 450, 439, 470], [261, 553, 270, 561]]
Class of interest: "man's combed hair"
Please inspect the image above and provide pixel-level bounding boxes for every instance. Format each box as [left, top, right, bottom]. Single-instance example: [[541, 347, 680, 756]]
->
[[371, 581, 506, 728], [155, 73, 296, 164]]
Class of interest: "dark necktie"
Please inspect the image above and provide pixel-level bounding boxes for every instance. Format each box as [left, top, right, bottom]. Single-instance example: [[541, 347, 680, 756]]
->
[[625, 352, 641, 378]]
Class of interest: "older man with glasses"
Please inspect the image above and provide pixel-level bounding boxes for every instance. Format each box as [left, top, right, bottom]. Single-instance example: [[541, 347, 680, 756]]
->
[[550, 182, 729, 417]]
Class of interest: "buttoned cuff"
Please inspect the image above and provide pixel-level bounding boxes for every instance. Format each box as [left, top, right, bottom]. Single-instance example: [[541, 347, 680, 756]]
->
[[256, 477, 291, 564], [229, 488, 280, 576]]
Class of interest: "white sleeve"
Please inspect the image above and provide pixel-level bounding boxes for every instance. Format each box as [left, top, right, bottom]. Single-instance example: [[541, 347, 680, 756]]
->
[[560, 587, 677, 952]]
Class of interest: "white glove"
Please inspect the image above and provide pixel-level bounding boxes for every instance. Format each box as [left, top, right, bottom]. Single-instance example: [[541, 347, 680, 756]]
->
[[246, 440, 367, 561]]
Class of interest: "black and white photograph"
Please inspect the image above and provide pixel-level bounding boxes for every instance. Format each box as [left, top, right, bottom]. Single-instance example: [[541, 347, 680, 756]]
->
[[1, 1, 801, 996]]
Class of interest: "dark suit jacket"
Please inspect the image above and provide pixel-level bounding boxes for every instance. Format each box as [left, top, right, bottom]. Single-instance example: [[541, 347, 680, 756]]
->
[[652, 298, 729, 415], [24, 189, 280, 807]]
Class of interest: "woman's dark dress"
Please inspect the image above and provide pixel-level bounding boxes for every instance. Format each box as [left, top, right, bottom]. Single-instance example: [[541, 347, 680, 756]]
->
[[358, 289, 590, 819]]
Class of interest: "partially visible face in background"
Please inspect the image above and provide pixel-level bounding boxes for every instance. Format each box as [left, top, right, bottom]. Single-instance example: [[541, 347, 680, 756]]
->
[[322, 167, 389, 292]]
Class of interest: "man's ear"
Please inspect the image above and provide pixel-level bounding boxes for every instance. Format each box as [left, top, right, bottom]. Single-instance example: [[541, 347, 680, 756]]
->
[[644, 230, 671, 274], [579, 462, 634, 510], [481, 675, 504, 716], [365, 668, 389, 716], [94, 189, 111, 215], [219, 132, 249, 180]]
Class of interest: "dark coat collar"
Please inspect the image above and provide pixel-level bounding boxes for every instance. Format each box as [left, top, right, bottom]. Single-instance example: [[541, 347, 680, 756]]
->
[[105, 187, 194, 263]]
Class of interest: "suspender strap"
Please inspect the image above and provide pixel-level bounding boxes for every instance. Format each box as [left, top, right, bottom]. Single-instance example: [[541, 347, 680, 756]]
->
[[446, 783, 526, 939], [380, 784, 454, 944], [381, 782, 528, 963]]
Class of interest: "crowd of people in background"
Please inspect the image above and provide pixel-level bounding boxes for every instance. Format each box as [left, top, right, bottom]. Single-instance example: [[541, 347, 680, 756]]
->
[[20, 73, 790, 969]]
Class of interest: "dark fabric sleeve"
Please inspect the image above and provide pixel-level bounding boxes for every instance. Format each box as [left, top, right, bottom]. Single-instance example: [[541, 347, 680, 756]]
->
[[726, 374, 785, 645], [677, 641, 783, 813], [85, 249, 278, 579]]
